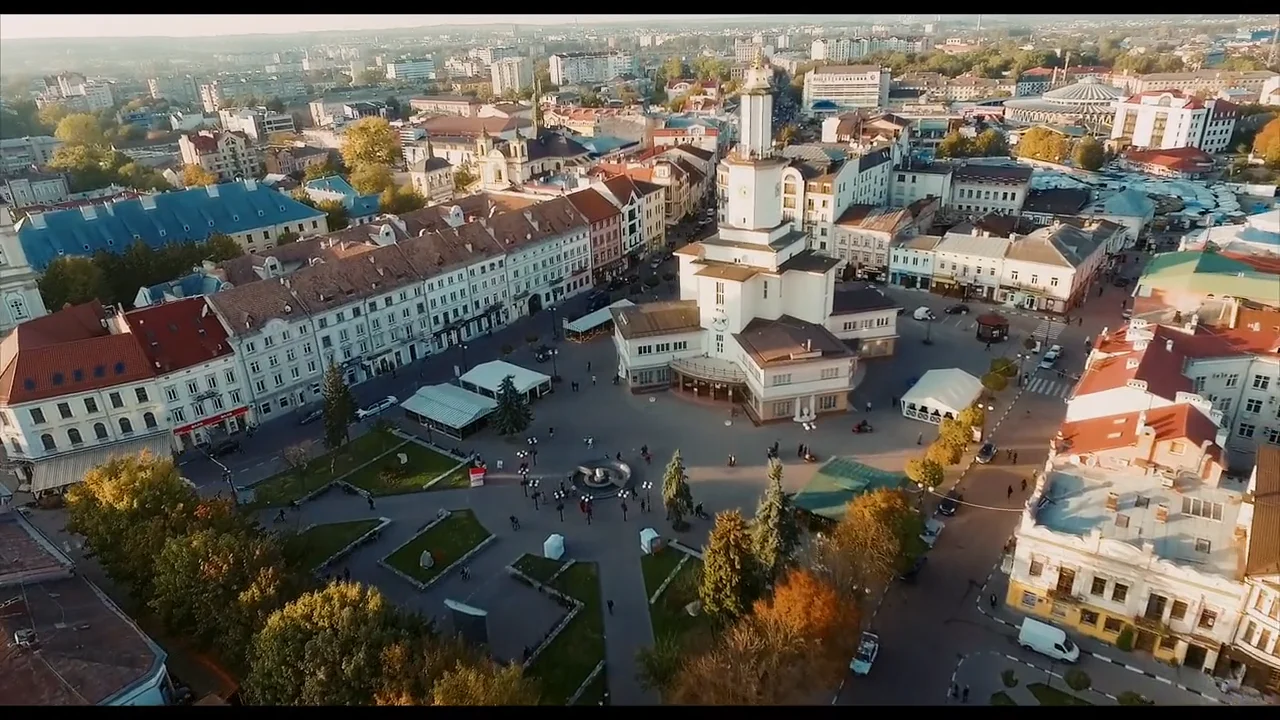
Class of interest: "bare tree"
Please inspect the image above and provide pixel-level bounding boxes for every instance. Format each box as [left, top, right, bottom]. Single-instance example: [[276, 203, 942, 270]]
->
[[282, 441, 315, 473]]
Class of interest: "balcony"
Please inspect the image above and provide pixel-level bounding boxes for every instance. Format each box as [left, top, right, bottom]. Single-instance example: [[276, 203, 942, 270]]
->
[[1047, 588, 1084, 605], [1133, 614, 1171, 634], [671, 357, 747, 383]]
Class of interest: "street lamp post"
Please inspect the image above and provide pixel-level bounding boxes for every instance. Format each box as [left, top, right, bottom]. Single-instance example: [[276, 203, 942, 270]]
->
[[923, 317, 934, 346], [549, 348, 559, 383], [461, 344, 470, 373], [550, 305, 559, 341], [554, 489, 568, 522], [530, 479, 541, 509], [641, 480, 653, 510]]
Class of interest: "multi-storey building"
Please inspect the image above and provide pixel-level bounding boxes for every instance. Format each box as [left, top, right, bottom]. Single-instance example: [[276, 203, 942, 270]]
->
[[0, 303, 172, 496], [0, 136, 62, 174], [0, 207, 51, 336], [490, 196, 592, 316], [469, 46, 521, 66], [947, 163, 1031, 216], [198, 79, 307, 114], [832, 205, 914, 281], [548, 51, 637, 87], [407, 155, 456, 205], [1111, 69, 1279, 98], [263, 145, 331, 176], [386, 58, 437, 82], [594, 174, 658, 261], [179, 130, 261, 183], [491, 57, 533, 97], [998, 219, 1123, 313], [0, 172, 70, 208], [1233, 444, 1280, 694], [15, 179, 328, 268], [127, 297, 253, 448], [218, 107, 297, 144], [1111, 91, 1239, 155], [890, 162, 953, 209], [36, 75, 114, 113], [612, 60, 854, 422], [567, 187, 624, 283], [147, 75, 200, 105], [889, 234, 942, 290], [407, 95, 482, 117], [802, 65, 891, 116]]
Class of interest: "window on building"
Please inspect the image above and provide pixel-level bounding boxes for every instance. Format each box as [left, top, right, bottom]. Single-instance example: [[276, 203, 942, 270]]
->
[[1090, 578, 1107, 596], [1182, 497, 1224, 521], [1112, 583, 1129, 603], [1252, 374, 1271, 391], [1170, 600, 1188, 620], [67, 428, 83, 446], [136, 388, 148, 403], [1198, 609, 1217, 630], [1028, 556, 1044, 576], [1079, 610, 1099, 627], [715, 281, 725, 306], [57, 402, 72, 419], [1103, 617, 1123, 634], [1246, 399, 1263, 414], [119, 417, 133, 434], [29, 407, 47, 425], [40, 433, 56, 451]]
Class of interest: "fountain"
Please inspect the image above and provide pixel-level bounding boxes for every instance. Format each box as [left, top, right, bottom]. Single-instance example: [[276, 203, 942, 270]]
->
[[567, 458, 636, 498]]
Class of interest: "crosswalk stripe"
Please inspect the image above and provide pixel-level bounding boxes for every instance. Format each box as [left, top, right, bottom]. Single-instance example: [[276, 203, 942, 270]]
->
[[1032, 320, 1065, 342], [1025, 377, 1072, 398]]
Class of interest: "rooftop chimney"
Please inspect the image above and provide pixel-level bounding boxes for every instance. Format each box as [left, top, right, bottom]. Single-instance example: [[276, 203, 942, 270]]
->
[[1155, 504, 1169, 523], [80, 205, 97, 221], [206, 183, 220, 198], [244, 178, 257, 191], [1105, 492, 1119, 511]]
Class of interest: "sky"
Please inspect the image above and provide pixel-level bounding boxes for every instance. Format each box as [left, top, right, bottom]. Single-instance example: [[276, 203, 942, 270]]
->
[[0, 14, 767, 40]]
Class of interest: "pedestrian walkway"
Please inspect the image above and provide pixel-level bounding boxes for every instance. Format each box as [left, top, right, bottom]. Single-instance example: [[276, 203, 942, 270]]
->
[[1022, 375, 1074, 399], [1031, 319, 1067, 345]]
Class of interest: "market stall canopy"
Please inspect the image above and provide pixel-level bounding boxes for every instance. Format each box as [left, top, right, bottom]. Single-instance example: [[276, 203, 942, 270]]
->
[[564, 299, 635, 334], [400, 384, 497, 430], [459, 360, 550, 397], [902, 368, 983, 418]]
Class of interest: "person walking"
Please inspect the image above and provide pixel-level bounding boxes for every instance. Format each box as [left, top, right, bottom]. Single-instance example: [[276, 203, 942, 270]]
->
[[607, 600, 614, 615], [1013, 451, 1019, 463], [989, 593, 997, 609], [587, 361, 592, 372], [962, 686, 970, 703], [367, 496, 375, 511], [917, 432, 923, 445], [984, 341, 991, 352], [509, 515, 520, 531], [1021, 478, 1028, 492], [591, 375, 597, 386], [548, 426, 555, 438], [1007, 485, 1014, 500], [865, 401, 872, 412]]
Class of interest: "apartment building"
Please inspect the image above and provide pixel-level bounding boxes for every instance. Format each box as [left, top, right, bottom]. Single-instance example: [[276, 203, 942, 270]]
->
[[1232, 444, 1280, 694], [0, 172, 70, 208], [263, 145, 331, 176], [478, 196, 592, 316], [469, 46, 521, 66], [889, 234, 942, 290], [770, 144, 893, 255], [594, 173, 664, 258], [491, 57, 533, 97], [890, 162, 953, 208], [826, 284, 901, 356], [1112, 69, 1279, 98], [999, 219, 1123, 313], [385, 58, 437, 82], [218, 107, 297, 144], [832, 205, 914, 281], [1111, 91, 1239, 154], [408, 95, 482, 117], [199, 79, 307, 114], [147, 74, 199, 105], [127, 297, 253, 448], [589, 144, 715, 228], [179, 130, 261, 183], [407, 156, 456, 205], [0, 136, 62, 174], [567, 187, 624, 283], [36, 74, 114, 113], [0, 303, 172, 496], [947, 163, 1032, 216], [802, 65, 891, 116], [548, 51, 637, 86]]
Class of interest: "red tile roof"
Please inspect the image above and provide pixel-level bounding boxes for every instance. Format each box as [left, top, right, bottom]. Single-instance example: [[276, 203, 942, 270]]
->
[[1121, 146, 1214, 173], [1247, 444, 1280, 578], [1058, 403, 1222, 462], [1221, 251, 1280, 275], [1072, 328, 1193, 401], [125, 297, 234, 375], [566, 187, 622, 224], [0, 303, 156, 405]]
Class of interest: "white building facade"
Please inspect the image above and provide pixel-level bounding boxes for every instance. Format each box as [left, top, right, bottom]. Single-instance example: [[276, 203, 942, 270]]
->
[[386, 58, 437, 82], [802, 65, 891, 116], [491, 58, 533, 96], [1111, 91, 1240, 154]]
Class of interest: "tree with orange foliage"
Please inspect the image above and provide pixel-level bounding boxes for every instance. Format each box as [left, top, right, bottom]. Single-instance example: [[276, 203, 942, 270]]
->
[[753, 568, 861, 686], [807, 488, 924, 602], [669, 613, 814, 705]]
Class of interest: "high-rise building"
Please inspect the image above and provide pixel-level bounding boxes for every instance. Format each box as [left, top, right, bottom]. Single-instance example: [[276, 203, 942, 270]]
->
[[548, 52, 637, 86], [491, 57, 533, 97], [385, 58, 436, 82]]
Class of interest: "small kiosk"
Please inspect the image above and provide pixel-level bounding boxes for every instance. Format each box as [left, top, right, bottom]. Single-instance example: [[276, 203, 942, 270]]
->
[[975, 313, 1010, 343]]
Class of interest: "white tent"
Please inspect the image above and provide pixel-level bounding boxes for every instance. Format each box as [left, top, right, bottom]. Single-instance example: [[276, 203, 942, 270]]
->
[[900, 368, 983, 425], [563, 299, 635, 335], [639, 528, 663, 555], [459, 360, 552, 400], [399, 384, 497, 437]]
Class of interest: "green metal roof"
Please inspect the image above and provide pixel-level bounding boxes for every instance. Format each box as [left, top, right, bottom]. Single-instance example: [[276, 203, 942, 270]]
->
[[1137, 251, 1280, 305], [792, 457, 907, 521]]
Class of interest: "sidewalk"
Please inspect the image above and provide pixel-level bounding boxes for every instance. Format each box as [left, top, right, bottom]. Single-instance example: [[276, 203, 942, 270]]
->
[[977, 570, 1234, 704], [951, 651, 1105, 706]]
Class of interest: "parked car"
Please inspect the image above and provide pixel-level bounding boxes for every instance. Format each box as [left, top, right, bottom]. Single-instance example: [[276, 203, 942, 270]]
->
[[297, 407, 324, 425], [356, 396, 398, 420], [649, 256, 663, 270], [1039, 344, 1063, 370], [850, 631, 880, 675], [900, 555, 928, 583], [976, 441, 997, 464], [207, 438, 241, 458], [944, 303, 970, 315], [912, 306, 937, 321], [587, 292, 611, 312], [919, 518, 945, 549], [937, 490, 962, 517], [1018, 618, 1080, 663], [1112, 276, 1132, 288]]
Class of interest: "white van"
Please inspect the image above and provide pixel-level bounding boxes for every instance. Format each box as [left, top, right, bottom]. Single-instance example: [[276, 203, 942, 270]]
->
[[1018, 618, 1081, 663]]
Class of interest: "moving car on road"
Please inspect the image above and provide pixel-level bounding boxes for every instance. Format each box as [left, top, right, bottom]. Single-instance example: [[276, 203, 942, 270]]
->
[[900, 555, 927, 583], [976, 441, 998, 464], [297, 406, 324, 425], [912, 306, 937, 321], [357, 396, 398, 420], [207, 437, 241, 458], [944, 303, 970, 315], [850, 632, 880, 675], [937, 490, 961, 517], [1018, 618, 1080, 663], [1039, 344, 1063, 370], [920, 517, 945, 548]]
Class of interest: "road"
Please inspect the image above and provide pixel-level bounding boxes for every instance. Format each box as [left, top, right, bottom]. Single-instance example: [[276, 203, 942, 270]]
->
[[837, 246, 1232, 706]]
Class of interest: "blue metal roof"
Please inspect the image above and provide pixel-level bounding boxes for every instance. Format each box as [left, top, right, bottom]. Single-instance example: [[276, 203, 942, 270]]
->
[[304, 175, 357, 196], [580, 135, 638, 157], [144, 271, 227, 304], [18, 181, 326, 271], [303, 175, 381, 219]]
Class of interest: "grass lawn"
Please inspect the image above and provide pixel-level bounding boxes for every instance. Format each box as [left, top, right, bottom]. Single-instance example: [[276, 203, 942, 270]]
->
[[639, 548, 684, 598], [648, 557, 713, 651], [514, 554, 567, 583], [425, 466, 472, 491], [341, 442, 461, 496], [1028, 683, 1092, 706], [246, 431, 405, 509], [383, 510, 491, 585], [284, 519, 381, 572], [526, 562, 604, 705], [990, 691, 1017, 706]]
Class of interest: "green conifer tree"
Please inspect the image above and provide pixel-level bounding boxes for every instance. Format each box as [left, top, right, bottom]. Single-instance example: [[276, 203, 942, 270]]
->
[[491, 374, 532, 436], [321, 362, 356, 450]]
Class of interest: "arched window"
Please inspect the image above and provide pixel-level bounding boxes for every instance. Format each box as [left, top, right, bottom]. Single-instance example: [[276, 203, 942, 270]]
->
[[94, 422, 108, 440], [119, 417, 133, 434], [143, 412, 157, 429], [41, 433, 56, 451], [68, 428, 83, 445]]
